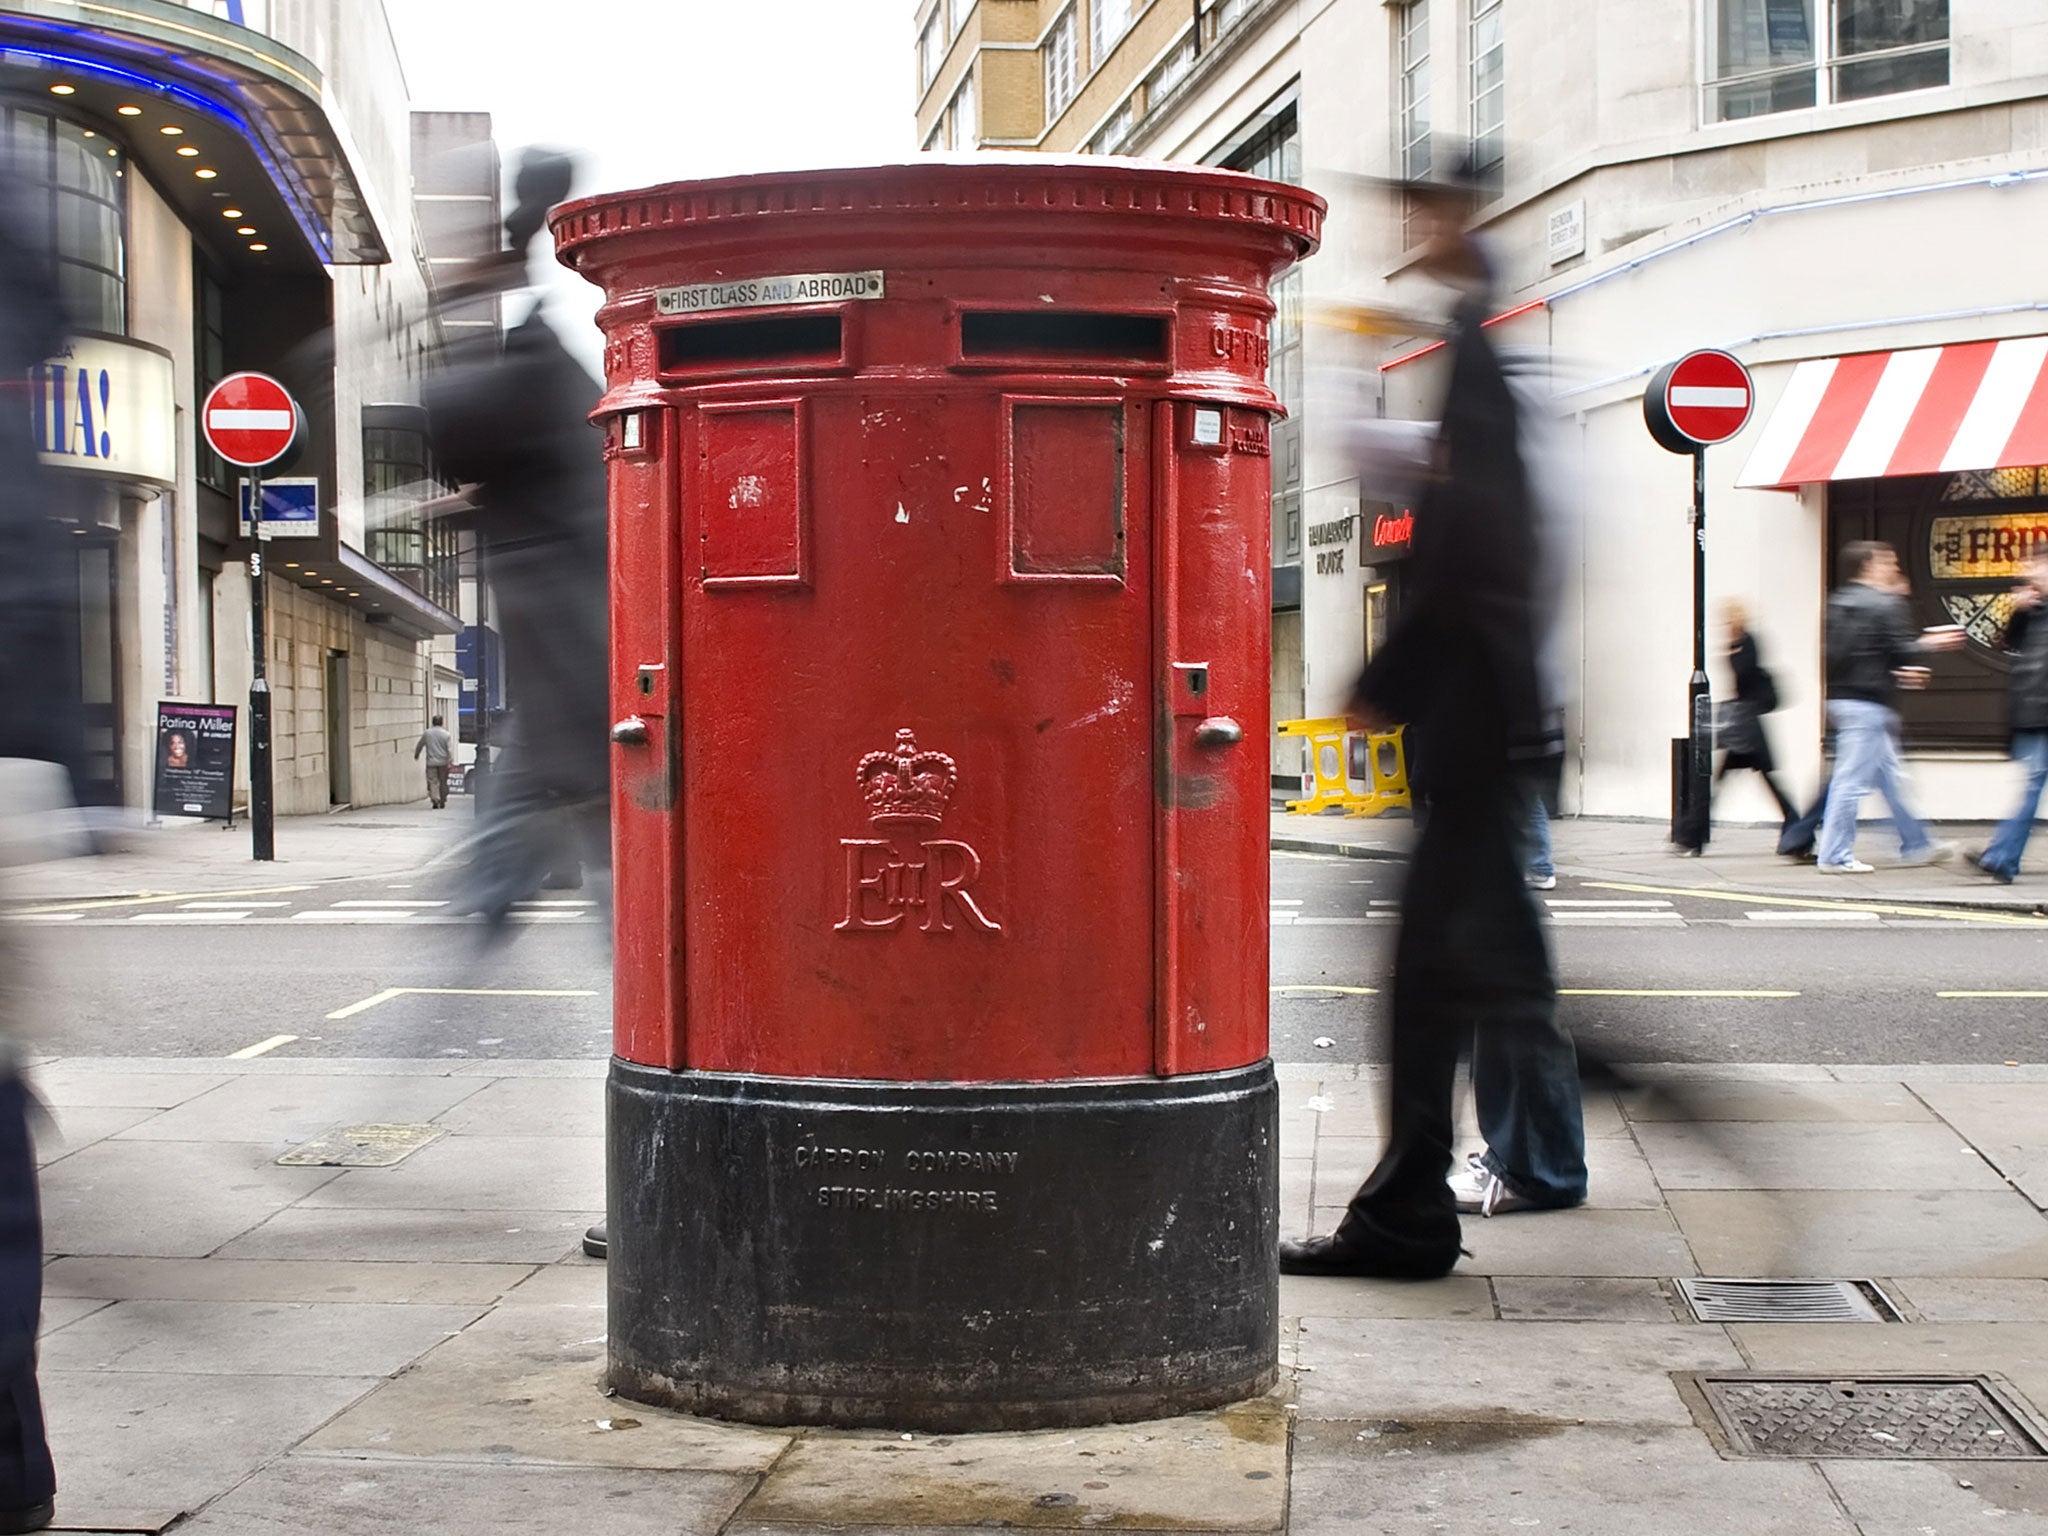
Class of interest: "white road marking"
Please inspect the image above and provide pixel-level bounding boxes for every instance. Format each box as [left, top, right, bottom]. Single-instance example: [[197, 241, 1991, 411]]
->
[[325, 986, 600, 1021], [10, 912, 80, 922], [332, 900, 449, 909], [292, 911, 418, 923], [180, 900, 290, 909], [510, 900, 595, 909], [228, 1034, 298, 1059], [132, 911, 248, 922]]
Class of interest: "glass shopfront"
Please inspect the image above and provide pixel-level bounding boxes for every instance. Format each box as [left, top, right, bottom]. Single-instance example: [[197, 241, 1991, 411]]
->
[[1826, 469, 2048, 748], [4, 102, 126, 335]]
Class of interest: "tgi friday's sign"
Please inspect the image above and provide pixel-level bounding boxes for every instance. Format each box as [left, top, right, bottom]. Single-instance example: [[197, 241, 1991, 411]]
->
[[657, 269, 885, 315]]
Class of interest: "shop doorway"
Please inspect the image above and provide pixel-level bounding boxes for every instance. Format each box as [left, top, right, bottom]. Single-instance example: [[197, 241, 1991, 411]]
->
[[324, 650, 352, 806], [68, 536, 121, 807], [1365, 581, 1391, 664]]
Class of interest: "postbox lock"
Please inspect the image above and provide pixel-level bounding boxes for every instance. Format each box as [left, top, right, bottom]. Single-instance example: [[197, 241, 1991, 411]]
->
[[610, 716, 650, 746], [1193, 716, 1244, 748]]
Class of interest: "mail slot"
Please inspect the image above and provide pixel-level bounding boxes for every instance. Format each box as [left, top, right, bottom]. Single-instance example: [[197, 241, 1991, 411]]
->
[[554, 158, 1322, 1431]]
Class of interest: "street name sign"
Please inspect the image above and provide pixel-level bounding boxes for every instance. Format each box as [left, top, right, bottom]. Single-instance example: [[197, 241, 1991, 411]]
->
[[1645, 349, 1754, 454], [202, 371, 300, 468]]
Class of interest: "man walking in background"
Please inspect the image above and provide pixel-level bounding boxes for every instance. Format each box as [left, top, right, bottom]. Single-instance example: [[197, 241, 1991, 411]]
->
[[414, 715, 453, 809], [1816, 540, 1963, 874], [1972, 552, 2048, 884]]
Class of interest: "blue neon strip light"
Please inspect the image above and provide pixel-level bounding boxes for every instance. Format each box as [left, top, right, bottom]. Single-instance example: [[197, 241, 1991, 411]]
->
[[0, 33, 334, 261]]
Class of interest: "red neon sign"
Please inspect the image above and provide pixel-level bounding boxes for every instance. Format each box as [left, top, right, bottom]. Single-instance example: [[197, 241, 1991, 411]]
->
[[1373, 510, 1414, 549]]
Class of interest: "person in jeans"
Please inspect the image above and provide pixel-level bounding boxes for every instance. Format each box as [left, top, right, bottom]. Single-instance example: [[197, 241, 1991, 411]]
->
[[1280, 157, 1567, 1278], [1816, 541, 1962, 873], [1973, 554, 2048, 884], [414, 715, 453, 809]]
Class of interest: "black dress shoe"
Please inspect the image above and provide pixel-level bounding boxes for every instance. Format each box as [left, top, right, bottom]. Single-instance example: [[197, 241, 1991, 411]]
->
[[0, 1499, 53, 1534], [1278, 1228, 1459, 1280]]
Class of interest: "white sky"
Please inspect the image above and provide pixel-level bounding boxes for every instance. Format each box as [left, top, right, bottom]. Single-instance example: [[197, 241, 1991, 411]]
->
[[383, 0, 915, 362]]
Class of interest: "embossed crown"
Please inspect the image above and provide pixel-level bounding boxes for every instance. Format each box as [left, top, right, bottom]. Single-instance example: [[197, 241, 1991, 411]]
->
[[857, 728, 956, 826]]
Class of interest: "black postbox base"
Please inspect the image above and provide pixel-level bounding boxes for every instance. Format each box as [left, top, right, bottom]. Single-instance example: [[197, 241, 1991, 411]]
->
[[605, 1057, 1278, 1431]]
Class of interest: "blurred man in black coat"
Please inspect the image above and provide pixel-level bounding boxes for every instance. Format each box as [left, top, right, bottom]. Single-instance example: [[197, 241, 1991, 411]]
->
[[1281, 158, 1564, 1279], [424, 150, 609, 925], [0, 168, 72, 1533]]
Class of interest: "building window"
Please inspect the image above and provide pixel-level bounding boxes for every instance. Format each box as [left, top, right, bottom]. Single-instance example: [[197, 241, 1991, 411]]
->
[[196, 267, 228, 492], [1087, 96, 1138, 155], [1046, 6, 1079, 121], [364, 410, 457, 614], [951, 67, 978, 148], [1396, 1, 1431, 245], [5, 107, 125, 335], [1707, 0, 1948, 123], [1147, 30, 1199, 103], [919, 10, 941, 90], [1224, 106, 1304, 563], [1091, 0, 1134, 67], [1467, 0, 1504, 192]]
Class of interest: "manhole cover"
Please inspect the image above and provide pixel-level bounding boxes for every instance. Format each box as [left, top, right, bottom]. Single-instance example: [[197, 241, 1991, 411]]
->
[[277, 1123, 444, 1167], [1678, 1278, 1897, 1324], [1694, 1375, 2048, 1459]]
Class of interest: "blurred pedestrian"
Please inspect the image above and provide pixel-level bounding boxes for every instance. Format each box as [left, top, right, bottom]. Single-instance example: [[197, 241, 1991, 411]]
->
[[0, 161, 75, 1536], [1970, 553, 2048, 884], [1281, 152, 1574, 1277], [423, 148, 609, 926], [414, 715, 453, 809], [1715, 599, 1796, 826], [1815, 541, 1962, 873]]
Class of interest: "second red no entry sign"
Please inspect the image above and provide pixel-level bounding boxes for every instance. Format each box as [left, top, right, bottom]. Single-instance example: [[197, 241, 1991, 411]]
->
[[202, 371, 301, 468]]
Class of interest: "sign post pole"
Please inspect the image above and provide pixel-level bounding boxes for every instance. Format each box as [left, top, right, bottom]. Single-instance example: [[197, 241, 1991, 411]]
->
[[1643, 348, 1756, 853], [202, 370, 303, 863], [248, 471, 274, 862], [1684, 447, 1711, 852]]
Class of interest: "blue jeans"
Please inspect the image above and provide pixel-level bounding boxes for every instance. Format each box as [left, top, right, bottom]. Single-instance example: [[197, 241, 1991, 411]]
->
[[1818, 699, 1931, 867], [1474, 1017, 1588, 1206], [1527, 797, 1554, 880], [1470, 785, 1583, 1207], [1982, 731, 2048, 880]]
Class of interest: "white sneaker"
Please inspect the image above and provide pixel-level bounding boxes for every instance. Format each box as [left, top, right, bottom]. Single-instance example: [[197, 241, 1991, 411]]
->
[[1528, 874, 1557, 891], [1447, 1158, 1536, 1216], [1817, 859, 1875, 874]]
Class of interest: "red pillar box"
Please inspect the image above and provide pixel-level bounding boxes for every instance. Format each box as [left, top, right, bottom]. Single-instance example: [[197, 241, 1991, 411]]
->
[[554, 159, 1321, 1430]]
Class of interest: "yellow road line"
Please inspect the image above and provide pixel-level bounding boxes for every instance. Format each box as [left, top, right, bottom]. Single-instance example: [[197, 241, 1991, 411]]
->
[[1271, 984, 1378, 996], [1938, 991, 2048, 999], [1560, 988, 1799, 998], [1582, 880, 2048, 927], [228, 1034, 298, 1060], [18, 883, 315, 916], [325, 986, 599, 1021]]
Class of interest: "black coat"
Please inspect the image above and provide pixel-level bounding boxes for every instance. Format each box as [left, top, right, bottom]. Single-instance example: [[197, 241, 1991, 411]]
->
[[1354, 293, 1557, 799], [424, 308, 608, 801], [2006, 604, 2048, 734], [0, 180, 81, 782]]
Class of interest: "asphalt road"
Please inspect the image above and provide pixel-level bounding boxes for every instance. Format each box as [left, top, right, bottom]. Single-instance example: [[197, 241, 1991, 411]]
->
[[13, 848, 2048, 1065]]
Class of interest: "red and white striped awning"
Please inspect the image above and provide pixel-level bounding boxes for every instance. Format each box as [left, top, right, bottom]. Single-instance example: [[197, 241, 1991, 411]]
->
[[1737, 336, 2048, 489]]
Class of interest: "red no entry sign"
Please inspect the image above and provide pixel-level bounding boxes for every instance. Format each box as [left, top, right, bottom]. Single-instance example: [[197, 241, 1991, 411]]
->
[[1644, 349, 1754, 454], [202, 371, 300, 468]]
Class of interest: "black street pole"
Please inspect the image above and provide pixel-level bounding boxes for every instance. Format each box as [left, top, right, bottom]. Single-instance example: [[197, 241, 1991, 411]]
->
[[248, 471, 275, 862], [1683, 446, 1712, 852]]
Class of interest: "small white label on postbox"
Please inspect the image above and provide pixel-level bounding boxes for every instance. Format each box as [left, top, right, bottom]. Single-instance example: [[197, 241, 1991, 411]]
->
[[656, 270, 886, 315], [1192, 408, 1223, 447]]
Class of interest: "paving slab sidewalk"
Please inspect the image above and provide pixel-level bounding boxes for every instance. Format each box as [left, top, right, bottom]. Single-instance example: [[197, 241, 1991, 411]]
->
[[24, 1053, 2048, 1533], [1271, 807, 2048, 914], [4, 800, 469, 906]]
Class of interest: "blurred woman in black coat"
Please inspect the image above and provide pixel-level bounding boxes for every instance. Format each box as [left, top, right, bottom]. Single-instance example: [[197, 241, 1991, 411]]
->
[[1717, 598, 1796, 826]]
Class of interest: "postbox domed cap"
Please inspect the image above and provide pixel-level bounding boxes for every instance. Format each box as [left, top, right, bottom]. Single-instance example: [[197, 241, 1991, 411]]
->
[[549, 157, 1323, 272]]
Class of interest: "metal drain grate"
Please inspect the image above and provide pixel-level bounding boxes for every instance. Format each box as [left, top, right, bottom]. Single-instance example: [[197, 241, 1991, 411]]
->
[[1694, 1376, 2048, 1459], [1678, 1277, 1898, 1324]]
